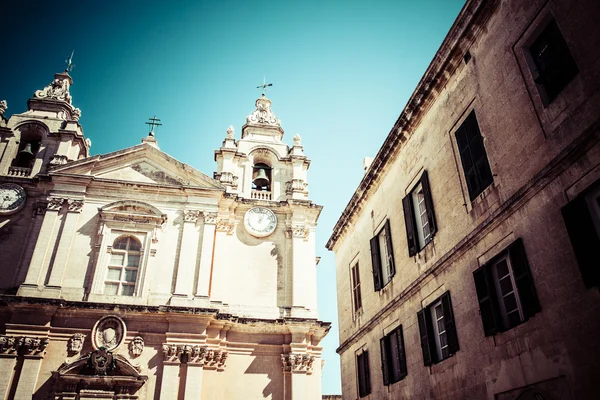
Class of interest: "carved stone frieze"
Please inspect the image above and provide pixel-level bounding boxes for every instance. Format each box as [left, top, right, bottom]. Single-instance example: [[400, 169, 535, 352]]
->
[[67, 199, 84, 213], [285, 179, 308, 194], [203, 212, 218, 225], [281, 353, 315, 372], [47, 197, 65, 211], [129, 336, 144, 358], [161, 344, 227, 368], [246, 96, 281, 127], [68, 333, 86, 355], [0, 335, 48, 356], [34, 73, 72, 104], [183, 210, 201, 223]]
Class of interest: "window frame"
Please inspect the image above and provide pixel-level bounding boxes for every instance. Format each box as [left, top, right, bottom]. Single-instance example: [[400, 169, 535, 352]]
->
[[473, 238, 541, 336], [350, 261, 363, 315], [455, 110, 494, 202], [380, 325, 407, 385], [104, 236, 143, 297], [417, 291, 459, 366], [356, 350, 371, 398], [370, 219, 396, 291], [403, 170, 437, 256]]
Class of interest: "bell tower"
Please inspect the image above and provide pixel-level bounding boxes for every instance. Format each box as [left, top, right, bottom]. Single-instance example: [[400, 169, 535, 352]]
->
[[214, 94, 310, 201], [0, 64, 90, 178]]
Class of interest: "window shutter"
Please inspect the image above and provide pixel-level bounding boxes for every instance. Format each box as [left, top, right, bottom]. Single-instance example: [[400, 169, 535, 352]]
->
[[561, 195, 600, 288], [441, 291, 460, 355], [402, 195, 418, 256], [384, 219, 396, 277], [508, 239, 541, 318], [380, 337, 389, 386], [420, 170, 437, 237], [397, 326, 408, 379], [473, 265, 500, 335], [357, 353, 366, 397], [363, 351, 371, 395], [456, 124, 479, 201], [417, 309, 433, 366], [370, 236, 382, 291]]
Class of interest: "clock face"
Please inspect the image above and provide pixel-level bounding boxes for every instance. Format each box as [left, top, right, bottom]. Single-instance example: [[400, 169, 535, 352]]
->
[[0, 183, 27, 215], [244, 207, 277, 238]]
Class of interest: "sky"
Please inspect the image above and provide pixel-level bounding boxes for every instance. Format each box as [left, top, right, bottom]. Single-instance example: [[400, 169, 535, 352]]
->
[[2, 0, 465, 394]]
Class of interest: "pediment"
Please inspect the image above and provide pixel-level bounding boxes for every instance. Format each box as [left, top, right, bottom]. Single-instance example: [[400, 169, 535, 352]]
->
[[50, 144, 223, 189]]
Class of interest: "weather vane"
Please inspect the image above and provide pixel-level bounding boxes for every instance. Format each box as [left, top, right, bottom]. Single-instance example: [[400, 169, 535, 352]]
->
[[145, 115, 162, 136], [256, 77, 273, 96], [65, 50, 75, 72]]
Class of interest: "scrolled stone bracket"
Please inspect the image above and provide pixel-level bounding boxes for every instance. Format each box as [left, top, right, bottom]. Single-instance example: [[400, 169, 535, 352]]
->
[[162, 343, 227, 370], [183, 210, 201, 223], [0, 335, 49, 357], [281, 353, 315, 374]]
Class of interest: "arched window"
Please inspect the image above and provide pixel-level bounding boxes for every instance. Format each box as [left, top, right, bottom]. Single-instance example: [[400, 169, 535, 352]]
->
[[13, 140, 40, 168], [252, 163, 272, 192], [104, 236, 142, 296]]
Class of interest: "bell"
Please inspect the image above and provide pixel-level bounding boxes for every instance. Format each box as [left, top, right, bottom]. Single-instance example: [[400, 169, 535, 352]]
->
[[19, 143, 35, 160], [253, 168, 270, 189]]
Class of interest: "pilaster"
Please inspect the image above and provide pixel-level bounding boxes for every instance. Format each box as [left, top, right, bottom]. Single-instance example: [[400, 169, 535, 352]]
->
[[46, 199, 83, 288], [195, 212, 217, 298], [207, 215, 236, 303], [174, 210, 201, 298]]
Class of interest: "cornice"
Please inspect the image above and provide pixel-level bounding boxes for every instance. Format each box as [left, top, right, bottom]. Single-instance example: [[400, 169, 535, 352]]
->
[[326, 0, 500, 251]]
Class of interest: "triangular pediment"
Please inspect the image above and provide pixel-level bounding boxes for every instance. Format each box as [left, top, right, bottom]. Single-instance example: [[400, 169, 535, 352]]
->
[[50, 144, 223, 189]]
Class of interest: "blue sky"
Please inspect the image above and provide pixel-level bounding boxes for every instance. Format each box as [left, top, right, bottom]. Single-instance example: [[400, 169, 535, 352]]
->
[[2, 0, 465, 394]]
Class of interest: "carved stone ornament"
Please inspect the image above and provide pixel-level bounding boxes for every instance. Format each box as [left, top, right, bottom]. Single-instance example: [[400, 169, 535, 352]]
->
[[49, 154, 71, 166], [216, 218, 235, 235], [162, 343, 227, 368], [203, 212, 218, 225], [47, 197, 64, 211], [281, 353, 315, 372], [92, 315, 126, 351], [67, 199, 84, 212], [286, 179, 308, 194], [293, 133, 302, 146], [218, 171, 239, 188], [73, 107, 82, 121], [0, 100, 6, 117], [89, 347, 115, 375], [290, 225, 310, 241], [32, 201, 48, 217], [68, 333, 86, 355], [0, 335, 48, 355], [246, 96, 281, 127], [183, 210, 201, 223], [34, 73, 72, 104], [226, 125, 235, 139], [85, 137, 92, 148], [129, 336, 144, 358]]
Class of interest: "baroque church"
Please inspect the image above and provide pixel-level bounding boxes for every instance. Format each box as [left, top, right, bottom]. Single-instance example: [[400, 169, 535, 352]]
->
[[0, 66, 329, 399]]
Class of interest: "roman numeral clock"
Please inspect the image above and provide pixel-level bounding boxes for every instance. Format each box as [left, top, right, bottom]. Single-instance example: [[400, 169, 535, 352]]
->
[[244, 207, 277, 237]]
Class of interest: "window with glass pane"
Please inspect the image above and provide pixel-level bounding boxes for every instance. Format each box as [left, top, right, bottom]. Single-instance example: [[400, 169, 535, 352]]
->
[[411, 182, 431, 247], [378, 230, 392, 281], [104, 236, 142, 296], [493, 256, 524, 328], [351, 263, 362, 314], [431, 301, 449, 360]]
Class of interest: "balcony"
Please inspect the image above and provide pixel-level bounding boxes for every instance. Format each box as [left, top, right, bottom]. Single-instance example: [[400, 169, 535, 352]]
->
[[7, 166, 32, 177], [251, 190, 272, 201]]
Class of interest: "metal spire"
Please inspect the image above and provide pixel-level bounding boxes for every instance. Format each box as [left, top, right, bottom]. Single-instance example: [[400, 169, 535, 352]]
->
[[65, 50, 75, 72], [256, 77, 273, 96], [145, 116, 162, 136]]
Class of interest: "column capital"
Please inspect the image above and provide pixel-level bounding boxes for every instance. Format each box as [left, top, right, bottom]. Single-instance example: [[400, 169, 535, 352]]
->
[[46, 197, 65, 211], [162, 343, 227, 369], [281, 353, 315, 373], [183, 210, 201, 223], [66, 198, 84, 213], [202, 212, 218, 225], [0, 335, 49, 358]]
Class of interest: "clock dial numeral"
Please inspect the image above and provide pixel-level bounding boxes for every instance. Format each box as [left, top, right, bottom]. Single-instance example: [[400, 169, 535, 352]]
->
[[244, 207, 277, 238]]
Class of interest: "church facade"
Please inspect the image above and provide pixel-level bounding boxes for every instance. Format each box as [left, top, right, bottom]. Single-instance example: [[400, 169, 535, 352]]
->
[[0, 68, 329, 399]]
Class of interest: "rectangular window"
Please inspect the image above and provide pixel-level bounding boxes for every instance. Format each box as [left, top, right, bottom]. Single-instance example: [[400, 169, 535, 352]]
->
[[104, 236, 142, 296], [456, 111, 494, 201], [351, 262, 363, 314], [380, 326, 407, 385], [403, 170, 437, 256], [356, 351, 371, 398], [417, 291, 459, 365], [561, 180, 600, 288], [370, 219, 396, 291], [473, 238, 541, 335], [528, 19, 578, 106]]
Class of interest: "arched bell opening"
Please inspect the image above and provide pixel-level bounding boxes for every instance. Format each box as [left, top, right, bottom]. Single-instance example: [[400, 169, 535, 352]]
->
[[11, 123, 46, 171], [252, 163, 272, 192]]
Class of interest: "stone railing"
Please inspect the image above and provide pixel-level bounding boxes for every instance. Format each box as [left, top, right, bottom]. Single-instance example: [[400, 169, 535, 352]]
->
[[7, 166, 31, 177], [251, 190, 272, 200]]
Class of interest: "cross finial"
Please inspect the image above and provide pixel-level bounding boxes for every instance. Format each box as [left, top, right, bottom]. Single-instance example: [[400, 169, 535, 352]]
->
[[65, 50, 75, 72], [145, 115, 162, 136], [256, 77, 273, 96]]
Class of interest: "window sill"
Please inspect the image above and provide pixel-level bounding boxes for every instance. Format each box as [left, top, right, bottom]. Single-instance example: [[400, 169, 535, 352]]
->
[[429, 352, 458, 374], [467, 183, 500, 219]]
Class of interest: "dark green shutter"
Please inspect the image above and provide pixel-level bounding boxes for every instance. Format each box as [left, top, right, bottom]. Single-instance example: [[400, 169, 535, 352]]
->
[[441, 291, 459, 356], [384, 219, 395, 277], [370, 236, 382, 291], [420, 170, 437, 238], [363, 351, 371, 395], [397, 326, 408, 379], [473, 265, 501, 335], [417, 309, 433, 366], [402, 195, 418, 256], [380, 337, 389, 386], [561, 195, 600, 288], [508, 239, 541, 318]]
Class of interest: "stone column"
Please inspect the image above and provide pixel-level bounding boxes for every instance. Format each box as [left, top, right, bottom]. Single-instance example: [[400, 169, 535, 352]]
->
[[0, 356, 16, 399], [21, 198, 64, 288], [184, 363, 204, 399], [282, 353, 314, 400], [195, 213, 217, 298], [174, 210, 201, 297], [13, 337, 48, 400], [47, 199, 83, 288]]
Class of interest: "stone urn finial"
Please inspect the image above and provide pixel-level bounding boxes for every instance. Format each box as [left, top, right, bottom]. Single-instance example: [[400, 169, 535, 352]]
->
[[293, 134, 302, 146], [226, 125, 235, 139]]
